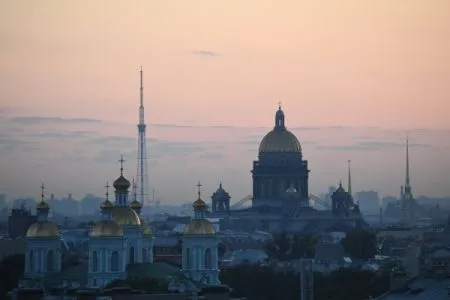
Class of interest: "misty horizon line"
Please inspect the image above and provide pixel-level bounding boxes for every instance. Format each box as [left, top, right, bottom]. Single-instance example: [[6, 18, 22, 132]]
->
[[5, 114, 450, 131]]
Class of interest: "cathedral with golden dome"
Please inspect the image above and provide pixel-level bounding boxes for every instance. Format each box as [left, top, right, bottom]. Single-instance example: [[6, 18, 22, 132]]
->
[[221, 105, 365, 233]]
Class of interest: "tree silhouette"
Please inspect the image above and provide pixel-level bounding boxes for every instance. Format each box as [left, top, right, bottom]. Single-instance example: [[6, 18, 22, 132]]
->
[[0, 254, 25, 298], [341, 230, 377, 259]]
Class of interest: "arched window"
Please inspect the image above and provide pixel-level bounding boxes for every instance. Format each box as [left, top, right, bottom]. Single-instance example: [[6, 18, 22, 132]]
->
[[46, 250, 54, 272], [204, 248, 212, 269], [185, 248, 191, 269], [111, 251, 119, 272], [29, 251, 34, 272], [92, 251, 98, 272], [142, 248, 147, 263], [129, 247, 135, 264]]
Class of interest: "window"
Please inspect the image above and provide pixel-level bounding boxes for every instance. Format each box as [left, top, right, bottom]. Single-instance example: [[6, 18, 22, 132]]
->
[[29, 251, 34, 272], [92, 251, 98, 272], [204, 248, 212, 269], [111, 251, 119, 272], [185, 248, 191, 269], [129, 247, 135, 264], [142, 248, 147, 263], [46, 250, 54, 272]]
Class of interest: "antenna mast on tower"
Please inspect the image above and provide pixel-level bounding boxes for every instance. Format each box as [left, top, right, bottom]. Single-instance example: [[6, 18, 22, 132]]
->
[[136, 67, 150, 208]]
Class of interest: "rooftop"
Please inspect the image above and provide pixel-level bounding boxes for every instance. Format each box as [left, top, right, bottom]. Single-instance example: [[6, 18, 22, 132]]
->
[[380, 279, 450, 300]]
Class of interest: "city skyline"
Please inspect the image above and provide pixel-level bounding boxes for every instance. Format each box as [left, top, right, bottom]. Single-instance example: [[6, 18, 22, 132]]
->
[[0, 1, 449, 202]]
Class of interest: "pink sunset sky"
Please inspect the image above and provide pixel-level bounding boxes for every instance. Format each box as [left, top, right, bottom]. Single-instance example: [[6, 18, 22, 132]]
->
[[0, 1, 449, 203]]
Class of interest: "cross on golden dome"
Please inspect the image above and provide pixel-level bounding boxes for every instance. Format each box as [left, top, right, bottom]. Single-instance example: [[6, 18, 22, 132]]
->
[[197, 181, 202, 199], [105, 181, 110, 200], [118, 155, 125, 175], [40, 183, 45, 202]]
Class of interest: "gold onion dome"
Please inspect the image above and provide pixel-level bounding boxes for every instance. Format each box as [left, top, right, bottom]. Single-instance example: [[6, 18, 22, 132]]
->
[[26, 221, 59, 238], [111, 206, 141, 226], [192, 198, 207, 210], [90, 220, 124, 237], [36, 200, 50, 211], [130, 200, 142, 211], [184, 219, 216, 235], [101, 199, 114, 210]]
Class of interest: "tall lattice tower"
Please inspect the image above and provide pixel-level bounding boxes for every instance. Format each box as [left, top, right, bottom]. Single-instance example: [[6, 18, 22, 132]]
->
[[136, 67, 149, 207]]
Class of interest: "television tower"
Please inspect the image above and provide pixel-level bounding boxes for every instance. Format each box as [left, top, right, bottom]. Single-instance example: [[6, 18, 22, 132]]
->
[[136, 67, 149, 207]]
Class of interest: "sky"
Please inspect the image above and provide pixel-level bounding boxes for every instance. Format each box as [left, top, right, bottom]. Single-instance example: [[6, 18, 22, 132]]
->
[[0, 0, 449, 204]]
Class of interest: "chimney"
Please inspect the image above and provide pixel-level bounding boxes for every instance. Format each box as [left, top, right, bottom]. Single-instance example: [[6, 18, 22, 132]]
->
[[68, 193, 72, 200], [50, 194, 55, 202]]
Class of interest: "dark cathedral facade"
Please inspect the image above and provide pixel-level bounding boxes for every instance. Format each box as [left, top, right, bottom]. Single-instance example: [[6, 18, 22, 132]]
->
[[218, 105, 366, 234]]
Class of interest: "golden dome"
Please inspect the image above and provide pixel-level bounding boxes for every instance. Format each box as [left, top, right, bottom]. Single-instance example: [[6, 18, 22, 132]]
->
[[184, 219, 216, 235], [193, 198, 207, 210], [142, 222, 153, 236], [100, 199, 114, 210], [36, 200, 50, 211], [110, 206, 141, 226], [130, 200, 142, 210], [26, 221, 59, 238], [259, 129, 302, 153], [90, 220, 124, 237]]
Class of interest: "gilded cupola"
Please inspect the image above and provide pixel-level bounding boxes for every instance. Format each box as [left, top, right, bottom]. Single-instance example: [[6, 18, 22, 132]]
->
[[184, 181, 216, 235], [258, 103, 302, 154], [91, 181, 124, 238], [26, 183, 59, 238], [130, 178, 142, 214]]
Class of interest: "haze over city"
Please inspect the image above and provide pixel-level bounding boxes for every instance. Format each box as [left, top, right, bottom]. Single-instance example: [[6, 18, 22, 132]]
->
[[1, 0, 449, 202]]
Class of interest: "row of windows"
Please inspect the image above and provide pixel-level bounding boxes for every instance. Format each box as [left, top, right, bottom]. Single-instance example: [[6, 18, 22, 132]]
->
[[28, 250, 56, 273], [91, 247, 150, 273], [185, 248, 212, 269]]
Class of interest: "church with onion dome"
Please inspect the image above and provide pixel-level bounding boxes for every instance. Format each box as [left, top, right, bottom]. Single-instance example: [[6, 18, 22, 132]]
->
[[86, 156, 155, 287], [21, 161, 221, 290], [181, 182, 220, 285], [220, 105, 365, 234]]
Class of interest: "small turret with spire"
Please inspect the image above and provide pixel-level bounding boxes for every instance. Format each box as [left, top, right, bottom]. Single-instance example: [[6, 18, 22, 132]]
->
[[100, 181, 114, 220], [113, 154, 131, 205], [130, 178, 142, 214], [36, 183, 50, 222], [192, 181, 207, 219]]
